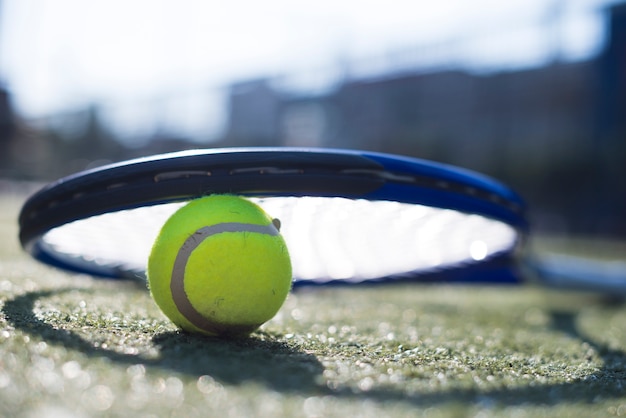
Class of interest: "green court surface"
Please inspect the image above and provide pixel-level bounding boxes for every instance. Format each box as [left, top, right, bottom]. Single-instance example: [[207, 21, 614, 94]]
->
[[1, 192, 625, 418]]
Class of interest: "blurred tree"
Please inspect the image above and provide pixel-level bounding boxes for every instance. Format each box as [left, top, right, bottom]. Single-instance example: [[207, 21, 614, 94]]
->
[[0, 87, 16, 172], [50, 105, 126, 175]]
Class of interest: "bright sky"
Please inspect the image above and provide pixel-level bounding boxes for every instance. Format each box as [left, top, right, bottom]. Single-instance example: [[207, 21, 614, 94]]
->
[[0, 0, 616, 141]]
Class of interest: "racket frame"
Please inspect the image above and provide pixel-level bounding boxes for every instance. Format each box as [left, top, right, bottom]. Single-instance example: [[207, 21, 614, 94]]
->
[[18, 147, 528, 283]]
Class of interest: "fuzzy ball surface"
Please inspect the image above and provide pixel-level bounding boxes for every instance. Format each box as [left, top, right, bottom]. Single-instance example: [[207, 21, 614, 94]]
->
[[147, 195, 292, 336]]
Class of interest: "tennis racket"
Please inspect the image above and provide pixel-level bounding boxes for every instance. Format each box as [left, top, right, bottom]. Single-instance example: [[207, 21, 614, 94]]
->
[[17, 147, 625, 292]]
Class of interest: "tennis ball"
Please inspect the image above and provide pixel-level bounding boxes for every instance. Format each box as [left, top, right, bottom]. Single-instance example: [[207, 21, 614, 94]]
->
[[147, 195, 292, 337]]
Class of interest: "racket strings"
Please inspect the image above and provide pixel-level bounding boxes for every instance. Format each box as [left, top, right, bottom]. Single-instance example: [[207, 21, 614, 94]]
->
[[263, 197, 515, 281], [41, 197, 517, 283]]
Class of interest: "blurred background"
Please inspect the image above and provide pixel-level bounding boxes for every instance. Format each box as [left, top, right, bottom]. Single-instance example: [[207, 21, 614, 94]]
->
[[0, 0, 624, 238]]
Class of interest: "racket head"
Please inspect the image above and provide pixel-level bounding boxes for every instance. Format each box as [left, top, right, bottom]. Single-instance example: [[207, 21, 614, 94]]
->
[[18, 147, 528, 285]]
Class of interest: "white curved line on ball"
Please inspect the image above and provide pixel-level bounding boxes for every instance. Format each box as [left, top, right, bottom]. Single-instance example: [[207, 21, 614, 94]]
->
[[170, 222, 280, 334]]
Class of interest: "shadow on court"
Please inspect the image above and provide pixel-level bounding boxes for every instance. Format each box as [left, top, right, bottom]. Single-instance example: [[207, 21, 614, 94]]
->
[[3, 287, 626, 409], [2, 288, 323, 394]]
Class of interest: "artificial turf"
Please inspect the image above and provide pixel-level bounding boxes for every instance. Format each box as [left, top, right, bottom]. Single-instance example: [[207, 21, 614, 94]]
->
[[1, 191, 625, 417]]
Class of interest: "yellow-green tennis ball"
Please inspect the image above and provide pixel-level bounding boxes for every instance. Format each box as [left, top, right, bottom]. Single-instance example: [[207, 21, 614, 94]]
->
[[147, 195, 292, 337]]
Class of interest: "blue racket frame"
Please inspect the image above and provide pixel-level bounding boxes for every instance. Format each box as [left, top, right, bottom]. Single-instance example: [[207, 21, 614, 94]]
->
[[18, 148, 528, 284]]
